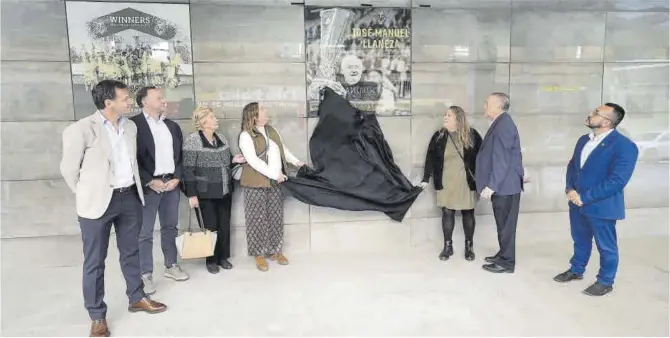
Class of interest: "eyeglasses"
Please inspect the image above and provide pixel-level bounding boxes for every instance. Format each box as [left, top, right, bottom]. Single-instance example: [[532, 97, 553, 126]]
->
[[590, 109, 613, 122]]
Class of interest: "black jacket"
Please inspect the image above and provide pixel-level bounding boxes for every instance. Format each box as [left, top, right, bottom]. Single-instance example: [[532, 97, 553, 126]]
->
[[422, 128, 483, 191], [130, 113, 184, 187]]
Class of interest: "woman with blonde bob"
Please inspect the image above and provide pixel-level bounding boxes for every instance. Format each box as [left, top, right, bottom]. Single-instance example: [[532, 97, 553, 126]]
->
[[182, 107, 245, 274], [421, 106, 483, 262], [238, 102, 305, 272]]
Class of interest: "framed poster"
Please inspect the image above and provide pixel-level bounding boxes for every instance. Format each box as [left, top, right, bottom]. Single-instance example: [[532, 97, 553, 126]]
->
[[305, 6, 412, 117], [66, 2, 195, 119]]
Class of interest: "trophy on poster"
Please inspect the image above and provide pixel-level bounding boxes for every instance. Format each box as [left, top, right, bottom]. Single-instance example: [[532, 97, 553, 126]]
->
[[308, 8, 354, 100]]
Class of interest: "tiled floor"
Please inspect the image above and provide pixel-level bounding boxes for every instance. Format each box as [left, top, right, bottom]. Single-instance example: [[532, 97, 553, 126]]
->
[[1, 208, 668, 336]]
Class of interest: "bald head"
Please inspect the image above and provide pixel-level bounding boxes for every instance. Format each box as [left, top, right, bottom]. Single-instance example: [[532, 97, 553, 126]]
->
[[484, 92, 510, 120]]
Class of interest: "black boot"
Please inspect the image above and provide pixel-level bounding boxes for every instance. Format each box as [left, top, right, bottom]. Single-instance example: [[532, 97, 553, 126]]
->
[[439, 240, 454, 261], [464, 240, 475, 261]]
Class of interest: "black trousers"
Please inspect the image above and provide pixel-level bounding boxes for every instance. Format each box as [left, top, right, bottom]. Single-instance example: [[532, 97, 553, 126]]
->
[[491, 193, 521, 269], [198, 195, 232, 264]]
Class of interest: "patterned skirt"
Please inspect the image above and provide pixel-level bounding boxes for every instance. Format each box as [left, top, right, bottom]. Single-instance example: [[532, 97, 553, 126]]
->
[[244, 183, 285, 256]]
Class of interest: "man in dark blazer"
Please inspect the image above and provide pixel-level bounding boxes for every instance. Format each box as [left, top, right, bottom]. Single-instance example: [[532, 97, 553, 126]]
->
[[475, 92, 524, 274], [554, 103, 638, 296], [130, 86, 188, 295]]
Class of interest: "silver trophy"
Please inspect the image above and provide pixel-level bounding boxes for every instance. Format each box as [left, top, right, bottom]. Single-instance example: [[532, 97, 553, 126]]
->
[[308, 8, 354, 101]]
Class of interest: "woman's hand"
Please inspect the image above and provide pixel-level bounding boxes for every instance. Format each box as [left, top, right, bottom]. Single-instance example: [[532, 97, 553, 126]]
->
[[232, 154, 246, 164], [295, 161, 305, 167], [277, 175, 288, 183], [188, 196, 199, 208]]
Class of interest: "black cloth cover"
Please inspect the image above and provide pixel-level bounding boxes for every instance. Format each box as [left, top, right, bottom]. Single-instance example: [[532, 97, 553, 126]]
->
[[280, 87, 422, 222]]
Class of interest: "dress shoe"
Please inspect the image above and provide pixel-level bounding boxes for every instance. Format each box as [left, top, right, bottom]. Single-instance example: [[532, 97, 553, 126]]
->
[[256, 256, 269, 271], [484, 254, 500, 263], [90, 319, 110, 337], [553, 269, 583, 283], [206, 262, 220, 274], [128, 297, 167, 314], [438, 240, 454, 261], [464, 240, 475, 261], [582, 282, 613, 296], [269, 253, 289, 265], [482, 263, 514, 273], [219, 259, 233, 270]]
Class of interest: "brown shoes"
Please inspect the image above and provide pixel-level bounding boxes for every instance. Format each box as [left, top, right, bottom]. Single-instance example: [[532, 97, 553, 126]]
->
[[88, 298, 165, 336], [256, 254, 288, 271], [269, 253, 289, 265], [255, 256, 269, 271], [90, 319, 110, 337], [128, 297, 167, 314]]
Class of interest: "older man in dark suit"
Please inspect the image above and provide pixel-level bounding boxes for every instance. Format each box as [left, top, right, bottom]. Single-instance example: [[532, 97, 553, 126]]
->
[[475, 93, 524, 274]]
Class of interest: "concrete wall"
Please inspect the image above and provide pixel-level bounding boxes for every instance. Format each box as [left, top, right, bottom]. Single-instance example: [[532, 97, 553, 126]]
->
[[2, 0, 668, 254]]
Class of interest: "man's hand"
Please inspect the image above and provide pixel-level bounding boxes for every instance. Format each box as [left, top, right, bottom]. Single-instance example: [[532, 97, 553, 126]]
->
[[164, 179, 180, 192], [232, 154, 246, 164], [523, 176, 531, 183], [295, 161, 305, 167], [567, 189, 583, 206], [419, 182, 428, 189], [149, 179, 166, 193], [480, 187, 494, 200]]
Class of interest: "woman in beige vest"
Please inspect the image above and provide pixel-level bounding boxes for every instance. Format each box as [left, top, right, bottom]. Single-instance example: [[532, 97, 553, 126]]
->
[[238, 102, 305, 271]]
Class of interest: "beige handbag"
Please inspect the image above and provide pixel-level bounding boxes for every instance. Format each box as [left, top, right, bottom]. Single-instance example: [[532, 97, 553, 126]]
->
[[175, 207, 217, 259]]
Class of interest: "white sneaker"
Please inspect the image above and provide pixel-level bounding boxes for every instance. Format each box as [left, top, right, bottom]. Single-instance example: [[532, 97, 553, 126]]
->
[[141, 274, 156, 295], [164, 264, 189, 281]]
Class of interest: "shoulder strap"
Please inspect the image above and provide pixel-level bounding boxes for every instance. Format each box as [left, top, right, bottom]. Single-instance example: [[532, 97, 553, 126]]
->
[[447, 133, 475, 181]]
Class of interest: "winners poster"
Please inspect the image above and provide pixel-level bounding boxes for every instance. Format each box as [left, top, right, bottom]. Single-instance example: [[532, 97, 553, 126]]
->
[[66, 2, 195, 118], [305, 7, 412, 117]]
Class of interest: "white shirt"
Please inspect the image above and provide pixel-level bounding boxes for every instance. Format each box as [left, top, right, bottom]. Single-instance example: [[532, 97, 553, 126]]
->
[[580, 129, 614, 168], [239, 126, 300, 180], [143, 112, 175, 175], [99, 112, 135, 188]]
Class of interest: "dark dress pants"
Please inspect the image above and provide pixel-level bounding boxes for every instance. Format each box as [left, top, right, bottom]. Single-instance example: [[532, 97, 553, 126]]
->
[[78, 188, 146, 320], [139, 188, 180, 275], [491, 193, 521, 269], [198, 194, 232, 264]]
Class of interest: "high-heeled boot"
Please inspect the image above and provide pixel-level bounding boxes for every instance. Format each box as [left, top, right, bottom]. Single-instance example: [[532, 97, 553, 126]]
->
[[464, 240, 475, 261], [439, 240, 454, 261]]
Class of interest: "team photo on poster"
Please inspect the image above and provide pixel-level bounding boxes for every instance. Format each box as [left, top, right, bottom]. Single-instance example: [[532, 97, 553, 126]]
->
[[305, 6, 412, 117], [65, 2, 195, 118]]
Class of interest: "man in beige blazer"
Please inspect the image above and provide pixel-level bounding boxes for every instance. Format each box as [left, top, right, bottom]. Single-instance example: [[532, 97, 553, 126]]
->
[[60, 79, 168, 337]]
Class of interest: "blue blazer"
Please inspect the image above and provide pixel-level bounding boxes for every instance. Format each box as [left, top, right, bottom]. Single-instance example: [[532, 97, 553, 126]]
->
[[565, 129, 639, 220], [475, 113, 524, 196]]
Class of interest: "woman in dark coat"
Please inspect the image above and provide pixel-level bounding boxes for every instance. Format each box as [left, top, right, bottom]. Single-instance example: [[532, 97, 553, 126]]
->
[[421, 106, 483, 261]]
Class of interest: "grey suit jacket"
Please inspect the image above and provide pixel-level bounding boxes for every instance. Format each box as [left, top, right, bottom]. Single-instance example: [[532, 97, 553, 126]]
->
[[60, 112, 145, 219], [475, 112, 524, 196]]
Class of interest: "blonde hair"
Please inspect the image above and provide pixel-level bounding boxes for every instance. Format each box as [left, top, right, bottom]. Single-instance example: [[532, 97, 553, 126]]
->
[[443, 105, 473, 149], [192, 107, 214, 130], [241, 102, 260, 135]]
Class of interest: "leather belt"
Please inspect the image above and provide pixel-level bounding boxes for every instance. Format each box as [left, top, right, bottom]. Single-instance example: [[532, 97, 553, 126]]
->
[[113, 185, 136, 193], [153, 174, 174, 180]]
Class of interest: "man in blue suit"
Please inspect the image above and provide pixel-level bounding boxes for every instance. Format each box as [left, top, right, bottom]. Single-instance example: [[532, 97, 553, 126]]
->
[[475, 93, 525, 274], [554, 103, 638, 296]]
